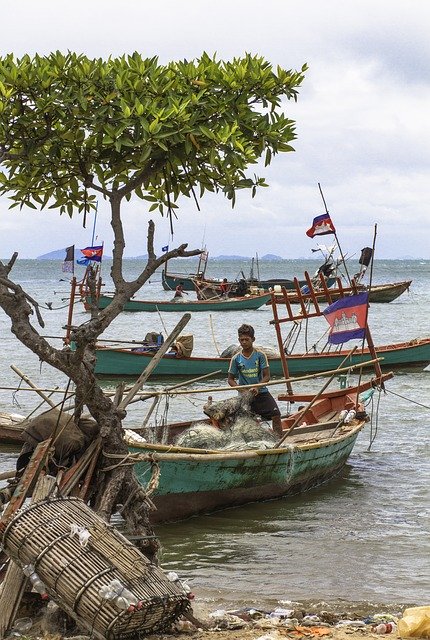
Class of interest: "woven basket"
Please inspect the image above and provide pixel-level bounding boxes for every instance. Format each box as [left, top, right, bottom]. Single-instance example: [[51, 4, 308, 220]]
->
[[2, 496, 190, 639]]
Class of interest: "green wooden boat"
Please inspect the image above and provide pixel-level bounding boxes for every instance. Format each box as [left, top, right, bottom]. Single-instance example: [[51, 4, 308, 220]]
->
[[89, 292, 271, 312], [94, 336, 430, 377], [127, 381, 378, 523], [271, 280, 412, 305]]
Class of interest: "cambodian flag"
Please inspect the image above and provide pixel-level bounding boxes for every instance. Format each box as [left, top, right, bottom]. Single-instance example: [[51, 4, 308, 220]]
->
[[306, 214, 336, 238], [79, 245, 103, 263], [323, 292, 369, 344]]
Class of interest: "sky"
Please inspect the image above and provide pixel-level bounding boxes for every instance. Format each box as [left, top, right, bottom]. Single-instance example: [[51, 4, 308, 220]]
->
[[1, 0, 430, 260]]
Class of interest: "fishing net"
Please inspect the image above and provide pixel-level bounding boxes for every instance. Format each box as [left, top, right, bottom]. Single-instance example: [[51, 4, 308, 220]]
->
[[175, 393, 276, 450], [219, 344, 279, 358]]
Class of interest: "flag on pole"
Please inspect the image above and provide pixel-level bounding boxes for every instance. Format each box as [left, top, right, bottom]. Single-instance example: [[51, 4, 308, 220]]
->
[[306, 214, 336, 238], [161, 245, 169, 252], [322, 292, 369, 344], [78, 245, 103, 263], [62, 245, 75, 273]]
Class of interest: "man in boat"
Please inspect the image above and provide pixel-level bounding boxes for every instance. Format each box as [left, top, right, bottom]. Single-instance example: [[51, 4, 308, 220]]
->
[[227, 324, 282, 438], [171, 281, 188, 302], [220, 278, 230, 298]]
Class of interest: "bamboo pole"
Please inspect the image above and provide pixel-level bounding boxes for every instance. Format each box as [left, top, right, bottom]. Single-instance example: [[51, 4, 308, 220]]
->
[[0, 475, 56, 637], [118, 313, 191, 410], [10, 365, 57, 408], [274, 347, 358, 446]]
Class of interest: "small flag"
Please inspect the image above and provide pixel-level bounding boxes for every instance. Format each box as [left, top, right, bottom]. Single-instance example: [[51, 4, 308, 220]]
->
[[162, 245, 169, 252], [79, 245, 103, 263], [306, 214, 336, 238], [62, 245, 75, 273], [323, 292, 369, 345], [359, 247, 373, 267]]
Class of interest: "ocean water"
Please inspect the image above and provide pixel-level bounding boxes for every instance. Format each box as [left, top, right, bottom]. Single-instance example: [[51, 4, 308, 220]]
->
[[0, 257, 429, 611]]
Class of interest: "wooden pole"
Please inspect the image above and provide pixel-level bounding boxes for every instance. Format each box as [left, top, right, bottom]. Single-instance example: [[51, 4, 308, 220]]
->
[[64, 276, 77, 344], [318, 183, 352, 286], [118, 313, 191, 410], [0, 475, 57, 637], [10, 365, 57, 408], [274, 346, 358, 446]]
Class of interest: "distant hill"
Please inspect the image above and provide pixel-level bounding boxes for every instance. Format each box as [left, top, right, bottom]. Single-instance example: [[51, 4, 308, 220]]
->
[[37, 249, 69, 260], [260, 254, 283, 261]]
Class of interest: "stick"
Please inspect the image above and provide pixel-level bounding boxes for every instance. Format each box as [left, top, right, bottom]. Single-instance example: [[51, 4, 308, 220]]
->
[[209, 314, 221, 356], [275, 347, 358, 446], [10, 365, 57, 408], [135, 356, 382, 397], [118, 313, 191, 410], [0, 475, 57, 637]]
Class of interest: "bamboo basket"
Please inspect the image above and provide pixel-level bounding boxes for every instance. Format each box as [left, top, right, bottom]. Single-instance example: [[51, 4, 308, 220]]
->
[[1, 497, 190, 639]]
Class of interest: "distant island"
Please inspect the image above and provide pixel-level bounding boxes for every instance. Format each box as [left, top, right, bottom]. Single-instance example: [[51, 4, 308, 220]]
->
[[36, 250, 283, 261]]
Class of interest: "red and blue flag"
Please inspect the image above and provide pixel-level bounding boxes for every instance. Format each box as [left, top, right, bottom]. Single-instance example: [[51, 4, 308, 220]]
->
[[323, 292, 369, 344], [306, 214, 336, 238], [79, 245, 103, 263]]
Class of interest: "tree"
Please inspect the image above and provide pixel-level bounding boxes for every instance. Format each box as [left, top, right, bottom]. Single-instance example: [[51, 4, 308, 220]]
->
[[0, 52, 306, 560]]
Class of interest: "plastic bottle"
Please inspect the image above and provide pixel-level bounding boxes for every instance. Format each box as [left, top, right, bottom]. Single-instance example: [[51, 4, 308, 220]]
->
[[344, 409, 356, 424], [372, 622, 397, 634]]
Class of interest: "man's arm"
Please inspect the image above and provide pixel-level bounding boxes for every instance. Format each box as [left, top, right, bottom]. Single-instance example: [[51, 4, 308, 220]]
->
[[228, 373, 238, 388]]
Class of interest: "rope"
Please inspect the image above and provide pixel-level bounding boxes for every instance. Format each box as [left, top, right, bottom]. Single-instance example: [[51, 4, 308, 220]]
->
[[385, 388, 430, 410]]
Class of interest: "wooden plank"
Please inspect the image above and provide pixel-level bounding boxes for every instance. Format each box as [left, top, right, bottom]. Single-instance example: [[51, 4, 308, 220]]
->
[[0, 439, 52, 534], [0, 474, 56, 637]]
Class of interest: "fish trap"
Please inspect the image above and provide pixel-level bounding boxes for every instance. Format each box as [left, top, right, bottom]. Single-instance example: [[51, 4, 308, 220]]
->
[[1, 496, 190, 639]]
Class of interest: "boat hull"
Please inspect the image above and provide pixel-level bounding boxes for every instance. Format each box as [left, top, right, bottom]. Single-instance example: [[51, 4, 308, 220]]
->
[[95, 337, 430, 377], [162, 270, 308, 292], [90, 293, 271, 312], [131, 423, 362, 523], [270, 280, 412, 304]]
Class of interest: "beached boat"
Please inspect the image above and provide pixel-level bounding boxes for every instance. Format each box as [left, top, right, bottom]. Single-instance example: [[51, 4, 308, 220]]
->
[[88, 292, 271, 312], [0, 412, 25, 446], [270, 280, 412, 305], [93, 336, 430, 377], [127, 374, 392, 523]]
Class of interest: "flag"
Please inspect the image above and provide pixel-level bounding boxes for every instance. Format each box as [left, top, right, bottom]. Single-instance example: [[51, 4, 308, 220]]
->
[[323, 292, 369, 345], [79, 245, 103, 263], [306, 213, 336, 238], [62, 245, 74, 273], [162, 245, 169, 252], [359, 247, 373, 267]]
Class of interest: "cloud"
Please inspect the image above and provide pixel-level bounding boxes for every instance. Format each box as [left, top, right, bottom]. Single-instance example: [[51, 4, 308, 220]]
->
[[1, 0, 430, 258]]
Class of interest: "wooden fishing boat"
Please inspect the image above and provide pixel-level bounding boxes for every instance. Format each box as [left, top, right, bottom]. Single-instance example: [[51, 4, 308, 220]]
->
[[270, 280, 412, 305], [93, 336, 430, 377], [88, 292, 271, 312], [127, 375, 391, 523], [0, 412, 26, 446], [162, 268, 311, 293]]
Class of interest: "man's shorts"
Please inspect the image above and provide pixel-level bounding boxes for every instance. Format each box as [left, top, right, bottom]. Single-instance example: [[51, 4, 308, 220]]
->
[[250, 391, 280, 420]]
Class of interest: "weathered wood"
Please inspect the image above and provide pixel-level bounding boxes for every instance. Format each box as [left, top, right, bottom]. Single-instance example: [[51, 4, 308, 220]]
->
[[10, 365, 56, 408], [58, 437, 103, 496], [118, 313, 191, 410], [0, 440, 53, 533], [275, 347, 358, 446], [0, 474, 56, 638]]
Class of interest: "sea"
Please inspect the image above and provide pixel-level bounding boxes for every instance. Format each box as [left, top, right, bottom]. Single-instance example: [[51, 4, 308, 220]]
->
[[0, 257, 429, 613]]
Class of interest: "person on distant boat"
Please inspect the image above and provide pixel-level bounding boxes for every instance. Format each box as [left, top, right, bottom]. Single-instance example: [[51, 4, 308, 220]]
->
[[171, 281, 188, 302], [228, 323, 282, 438], [220, 278, 230, 298]]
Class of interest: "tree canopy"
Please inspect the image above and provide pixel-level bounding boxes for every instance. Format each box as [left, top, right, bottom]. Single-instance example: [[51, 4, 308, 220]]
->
[[0, 51, 306, 217], [0, 52, 307, 560]]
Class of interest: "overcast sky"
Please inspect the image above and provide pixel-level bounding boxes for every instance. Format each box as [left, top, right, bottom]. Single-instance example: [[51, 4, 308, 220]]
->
[[1, 1, 429, 259]]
